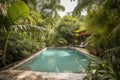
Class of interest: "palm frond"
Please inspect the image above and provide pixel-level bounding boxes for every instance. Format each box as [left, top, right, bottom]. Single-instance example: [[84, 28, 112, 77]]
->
[[112, 24, 120, 33], [73, 0, 105, 17], [40, 0, 65, 17], [55, 5, 65, 11], [10, 25, 46, 32]]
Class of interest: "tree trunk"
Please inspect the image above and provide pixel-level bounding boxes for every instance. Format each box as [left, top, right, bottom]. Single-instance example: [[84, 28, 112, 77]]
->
[[2, 31, 9, 66]]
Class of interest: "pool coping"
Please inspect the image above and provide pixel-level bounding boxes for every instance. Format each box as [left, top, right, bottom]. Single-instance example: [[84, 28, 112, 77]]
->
[[0, 70, 87, 80], [72, 47, 100, 60]]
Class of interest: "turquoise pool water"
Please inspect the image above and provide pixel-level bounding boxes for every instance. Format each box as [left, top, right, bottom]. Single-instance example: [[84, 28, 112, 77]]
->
[[16, 48, 97, 73]]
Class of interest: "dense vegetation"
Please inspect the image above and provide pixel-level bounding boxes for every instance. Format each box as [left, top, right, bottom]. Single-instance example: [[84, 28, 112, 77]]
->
[[0, 0, 120, 80], [56, 16, 81, 45], [0, 0, 46, 66], [74, 0, 120, 79], [0, 0, 82, 67]]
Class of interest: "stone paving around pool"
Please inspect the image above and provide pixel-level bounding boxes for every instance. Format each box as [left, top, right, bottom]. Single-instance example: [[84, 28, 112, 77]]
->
[[0, 70, 86, 80]]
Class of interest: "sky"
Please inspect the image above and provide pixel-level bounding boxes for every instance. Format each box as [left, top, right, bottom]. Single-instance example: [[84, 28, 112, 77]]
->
[[58, 0, 78, 17]]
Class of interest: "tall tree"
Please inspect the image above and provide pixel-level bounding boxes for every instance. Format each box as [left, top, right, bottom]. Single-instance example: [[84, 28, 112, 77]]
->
[[43, 15, 57, 46], [40, 0, 65, 17], [36, 0, 65, 46], [73, 0, 105, 17]]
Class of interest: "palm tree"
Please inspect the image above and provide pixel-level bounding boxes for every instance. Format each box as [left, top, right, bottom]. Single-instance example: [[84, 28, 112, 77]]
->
[[73, 0, 104, 17], [39, 0, 65, 17], [22, 0, 37, 10], [36, 0, 65, 46], [42, 15, 57, 46]]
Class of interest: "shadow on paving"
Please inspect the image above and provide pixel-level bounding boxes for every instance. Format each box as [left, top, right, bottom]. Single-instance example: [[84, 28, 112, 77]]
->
[[0, 70, 52, 80], [0, 70, 86, 80]]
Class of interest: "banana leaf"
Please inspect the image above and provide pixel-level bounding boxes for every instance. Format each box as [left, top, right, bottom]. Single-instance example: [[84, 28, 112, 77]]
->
[[8, 1, 30, 22]]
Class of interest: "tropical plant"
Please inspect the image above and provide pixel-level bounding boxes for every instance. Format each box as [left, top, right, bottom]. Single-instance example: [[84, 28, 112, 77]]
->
[[0, 1, 31, 65], [86, 0, 120, 57], [73, 0, 105, 17], [39, 0, 65, 17], [41, 15, 57, 46], [0, 1, 45, 66], [22, 0, 37, 10], [84, 28, 120, 79], [37, 0, 64, 46], [56, 15, 81, 45], [74, 0, 120, 79]]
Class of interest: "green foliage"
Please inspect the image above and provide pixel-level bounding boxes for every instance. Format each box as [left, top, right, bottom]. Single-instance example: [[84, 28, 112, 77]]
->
[[80, 0, 120, 79], [84, 47, 120, 80], [8, 1, 30, 22], [85, 28, 120, 79], [0, 3, 10, 28], [0, 30, 45, 65], [22, 0, 37, 9], [85, 0, 120, 56], [58, 38, 67, 44], [0, 0, 45, 66], [83, 61, 119, 80], [56, 16, 81, 45], [73, 0, 101, 17], [40, 0, 65, 17], [41, 15, 57, 46]]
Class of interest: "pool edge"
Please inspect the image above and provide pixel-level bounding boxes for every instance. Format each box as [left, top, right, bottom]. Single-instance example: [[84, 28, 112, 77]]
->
[[9, 48, 47, 70], [0, 70, 87, 80]]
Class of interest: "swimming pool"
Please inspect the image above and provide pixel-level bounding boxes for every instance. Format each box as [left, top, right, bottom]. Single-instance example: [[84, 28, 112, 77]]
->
[[15, 48, 97, 73]]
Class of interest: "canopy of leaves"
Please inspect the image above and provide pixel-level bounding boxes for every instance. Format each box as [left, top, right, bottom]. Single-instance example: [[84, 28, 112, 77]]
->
[[8, 1, 30, 22], [40, 0, 65, 17], [57, 16, 81, 44], [82, 0, 120, 79]]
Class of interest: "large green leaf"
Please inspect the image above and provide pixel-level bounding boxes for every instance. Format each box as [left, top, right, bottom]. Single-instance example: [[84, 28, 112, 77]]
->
[[8, 1, 30, 22]]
